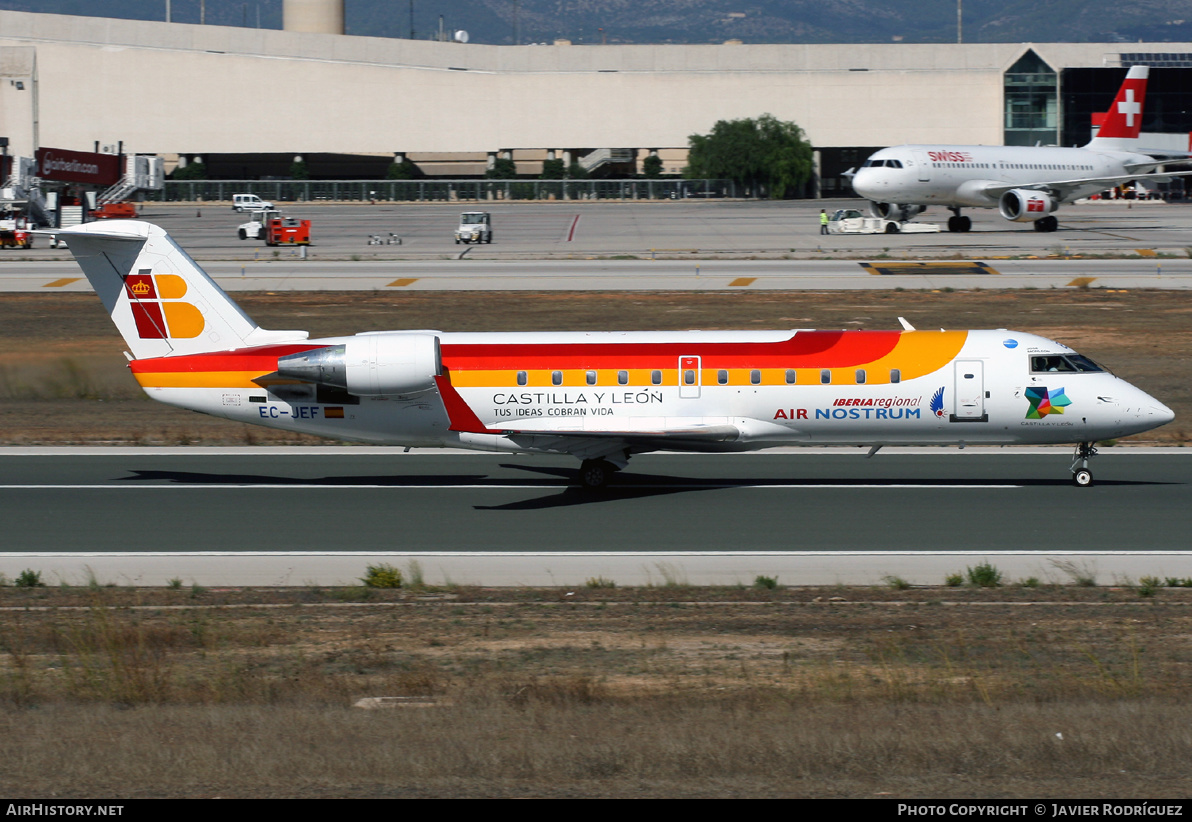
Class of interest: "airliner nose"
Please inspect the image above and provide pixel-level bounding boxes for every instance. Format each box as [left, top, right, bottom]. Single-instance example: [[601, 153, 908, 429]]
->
[[1151, 400, 1175, 426]]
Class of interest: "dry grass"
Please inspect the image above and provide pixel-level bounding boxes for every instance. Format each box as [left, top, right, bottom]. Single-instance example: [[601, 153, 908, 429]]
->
[[2, 585, 1192, 797]]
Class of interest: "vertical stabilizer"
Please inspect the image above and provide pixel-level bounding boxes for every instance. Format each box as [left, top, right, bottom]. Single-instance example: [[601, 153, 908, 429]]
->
[[1084, 65, 1149, 150], [57, 220, 307, 359]]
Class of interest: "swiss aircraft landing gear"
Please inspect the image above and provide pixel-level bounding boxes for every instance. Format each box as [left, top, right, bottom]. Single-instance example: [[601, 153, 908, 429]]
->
[[1070, 442, 1098, 487], [946, 210, 972, 232], [578, 459, 618, 489], [1033, 215, 1059, 232]]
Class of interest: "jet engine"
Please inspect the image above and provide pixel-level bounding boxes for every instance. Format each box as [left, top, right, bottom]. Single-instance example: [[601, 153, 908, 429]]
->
[[998, 189, 1057, 222], [277, 333, 442, 396], [867, 202, 926, 222]]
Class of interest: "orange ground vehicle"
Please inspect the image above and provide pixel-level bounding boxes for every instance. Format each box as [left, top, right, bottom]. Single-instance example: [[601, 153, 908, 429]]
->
[[264, 214, 310, 246], [92, 202, 138, 220], [238, 210, 310, 246]]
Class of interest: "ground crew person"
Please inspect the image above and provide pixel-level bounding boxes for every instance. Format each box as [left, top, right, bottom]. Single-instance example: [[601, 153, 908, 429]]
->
[[820, 209, 829, 234]]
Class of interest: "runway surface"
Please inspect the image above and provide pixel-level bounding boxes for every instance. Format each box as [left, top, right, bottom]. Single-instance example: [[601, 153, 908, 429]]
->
[[3, 447, 1188, 587]]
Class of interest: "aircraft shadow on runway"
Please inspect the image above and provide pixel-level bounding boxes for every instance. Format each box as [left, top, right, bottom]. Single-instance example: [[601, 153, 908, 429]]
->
[[114, 467, 1171, 514]]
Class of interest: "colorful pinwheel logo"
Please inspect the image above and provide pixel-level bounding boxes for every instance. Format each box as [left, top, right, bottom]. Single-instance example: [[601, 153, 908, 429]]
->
[[1025, 386, 1072, 419]]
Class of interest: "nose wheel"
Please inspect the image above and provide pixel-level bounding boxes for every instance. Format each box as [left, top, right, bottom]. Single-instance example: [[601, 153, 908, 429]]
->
[[1070, 442, 1098, 487]]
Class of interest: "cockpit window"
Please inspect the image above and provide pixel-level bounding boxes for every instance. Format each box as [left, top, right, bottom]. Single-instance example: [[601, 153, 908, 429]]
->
[[863, 159, 903, 169], [1030, 354, 1105, 374]]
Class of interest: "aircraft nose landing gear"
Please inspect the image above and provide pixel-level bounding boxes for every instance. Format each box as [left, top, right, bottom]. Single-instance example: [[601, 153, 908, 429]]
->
[[1070, 442, 1098, 487]]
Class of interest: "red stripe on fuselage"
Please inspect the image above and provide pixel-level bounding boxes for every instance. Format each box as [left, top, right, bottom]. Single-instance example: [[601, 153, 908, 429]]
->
[[440, 331, 899, 370], [129, 343, 324, 374]]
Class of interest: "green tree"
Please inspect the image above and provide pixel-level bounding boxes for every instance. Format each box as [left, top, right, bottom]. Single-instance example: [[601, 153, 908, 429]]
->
[[541, 158, 565, 179], [642, 154, 664, 178], [685, 114, 812, 198], [486, 157, 518, 179], [289, 159, 310, 180], [171, 160, 206, 180], [386, 157, 423, 179]]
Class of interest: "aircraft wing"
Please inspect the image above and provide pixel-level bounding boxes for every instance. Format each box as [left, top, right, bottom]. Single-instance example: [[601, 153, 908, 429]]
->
[[978, 168, 1192, 202]]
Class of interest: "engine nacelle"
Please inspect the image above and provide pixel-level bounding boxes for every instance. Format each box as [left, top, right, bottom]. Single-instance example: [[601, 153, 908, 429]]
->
[[277, 333, 442, 396], [867, 201, 926, 222], [998, 189, 1057, 222]]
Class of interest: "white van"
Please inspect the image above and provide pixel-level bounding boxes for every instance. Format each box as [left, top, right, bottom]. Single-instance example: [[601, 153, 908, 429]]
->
[[232, 194, 274, 212]]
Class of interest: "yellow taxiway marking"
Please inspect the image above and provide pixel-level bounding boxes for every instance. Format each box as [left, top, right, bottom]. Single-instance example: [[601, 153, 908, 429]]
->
[[860, 261, 1000, 276], [729, 277, 756, 287], [1135, 249, 1156, 257], [1067, 277, 1098, 288], [43, 278, 82, 288], [386, 278, 419, 287]]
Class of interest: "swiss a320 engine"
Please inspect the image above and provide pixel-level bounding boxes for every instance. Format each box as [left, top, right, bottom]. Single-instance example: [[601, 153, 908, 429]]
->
[[276, 333, 442, 396], [998, 189, 1057, 222]]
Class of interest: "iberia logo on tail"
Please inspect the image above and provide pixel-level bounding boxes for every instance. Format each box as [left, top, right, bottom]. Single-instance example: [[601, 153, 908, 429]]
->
[[124, 272, 205, 339]]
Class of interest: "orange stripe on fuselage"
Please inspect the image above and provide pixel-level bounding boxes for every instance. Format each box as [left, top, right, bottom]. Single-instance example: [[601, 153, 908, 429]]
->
[[129, 343, 320, 389]]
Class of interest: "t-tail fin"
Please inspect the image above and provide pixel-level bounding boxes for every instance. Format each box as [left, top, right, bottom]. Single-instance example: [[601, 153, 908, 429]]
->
[[57, 220, 307, 359], [1084, 65, 1148, 150]]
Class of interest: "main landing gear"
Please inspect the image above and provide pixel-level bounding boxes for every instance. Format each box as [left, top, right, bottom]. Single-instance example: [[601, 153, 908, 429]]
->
[[1070, 442, 1098, 487], [947, 209, 972, 233], [578, 459, 619, 489], [1033, 215, 1059, 232]]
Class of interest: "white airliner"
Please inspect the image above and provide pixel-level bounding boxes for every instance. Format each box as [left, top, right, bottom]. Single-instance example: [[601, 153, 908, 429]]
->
[[57, 220, 1172, 487], [851, 65, 1191, 232]]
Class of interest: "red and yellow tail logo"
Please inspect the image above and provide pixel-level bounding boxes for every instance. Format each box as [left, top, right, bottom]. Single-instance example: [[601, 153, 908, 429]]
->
[[124, 272, 205, 339]]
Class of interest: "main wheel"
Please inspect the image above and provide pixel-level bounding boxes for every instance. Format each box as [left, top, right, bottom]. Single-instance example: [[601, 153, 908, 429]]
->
[[578, 459, 614, 489], [1073, 469, 1093, 488], [959, 216, 972, 232]]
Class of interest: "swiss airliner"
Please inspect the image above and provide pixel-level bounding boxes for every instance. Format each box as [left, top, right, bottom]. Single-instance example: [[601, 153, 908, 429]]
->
[[851, 66, 1191, 232], [57, 220, 1172, 487]]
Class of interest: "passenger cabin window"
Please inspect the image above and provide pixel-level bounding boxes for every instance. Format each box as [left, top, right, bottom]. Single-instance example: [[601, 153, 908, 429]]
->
[[750, 369, 761, 385], [717, 370, 728, 385], [552, 370, 563, 386], [617, 370, 628, 385], [651, 370, 662, 385], [785, 370, 797, 385], [856, 369, 866, 384], [820, 370, 831, 385], [890, 369, 901, 384], [1030, 354, 1104, 374], [517, 371, 527, 386], [586, 370, 597, 386]]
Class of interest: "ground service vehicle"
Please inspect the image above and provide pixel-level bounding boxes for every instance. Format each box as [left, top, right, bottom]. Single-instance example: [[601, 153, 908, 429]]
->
[[54, 220, 1174, 489], [232, 194, 274, 212], [455, 211, 492, 244], [827, 209, 940, 235], [0, 213, 33, 248], [238, 210, 311, 245]]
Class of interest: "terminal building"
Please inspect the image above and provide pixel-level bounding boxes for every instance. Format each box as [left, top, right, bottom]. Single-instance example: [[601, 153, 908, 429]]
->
[[1, 7, 1191, 195]]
